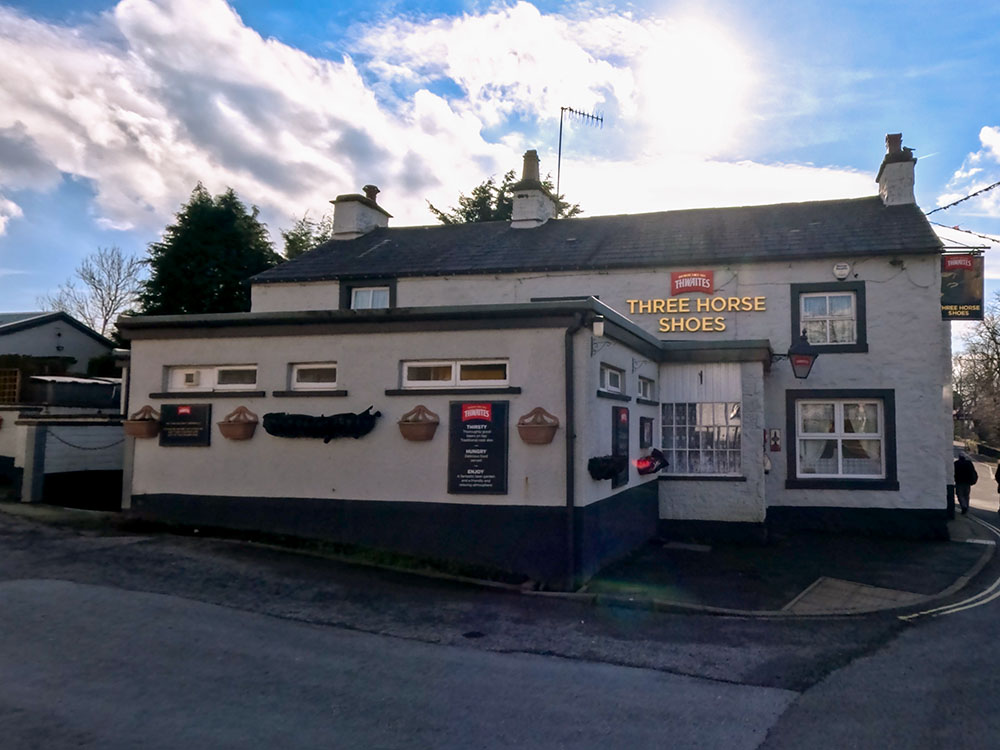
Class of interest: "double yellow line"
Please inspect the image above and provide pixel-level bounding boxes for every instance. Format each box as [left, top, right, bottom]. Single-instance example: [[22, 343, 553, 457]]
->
[[899, 515, 1000, 621]]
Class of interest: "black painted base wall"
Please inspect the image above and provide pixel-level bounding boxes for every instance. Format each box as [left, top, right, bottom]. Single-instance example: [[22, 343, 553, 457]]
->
[[766, 506, 949, 540], [0, 456, 20, 494], [130, 488, 660, 589], [576, 482, 659, 580]]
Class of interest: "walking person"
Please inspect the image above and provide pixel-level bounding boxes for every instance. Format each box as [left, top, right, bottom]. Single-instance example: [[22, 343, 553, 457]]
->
[[954, 452, 978, 515], [995, 465, 1000, 515]]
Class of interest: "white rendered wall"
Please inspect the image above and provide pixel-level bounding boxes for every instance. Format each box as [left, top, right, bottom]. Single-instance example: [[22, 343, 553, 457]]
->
[[128, 328, 570, 507], [570, 329, 659, 508], [252, 282, 340, 312], [242, 251, 950, 519]]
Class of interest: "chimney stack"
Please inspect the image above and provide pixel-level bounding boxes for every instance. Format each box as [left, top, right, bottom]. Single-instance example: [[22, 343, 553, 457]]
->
[[510, 149, 557, 229], [330, 184, 392, 240], [875, 133, 916, 206]]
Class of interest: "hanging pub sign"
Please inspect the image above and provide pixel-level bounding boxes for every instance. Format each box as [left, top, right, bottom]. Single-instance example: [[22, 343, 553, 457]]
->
[[448, 401, 508, 494], [941, 254, 984, 320], [159, 404, 212, 447]]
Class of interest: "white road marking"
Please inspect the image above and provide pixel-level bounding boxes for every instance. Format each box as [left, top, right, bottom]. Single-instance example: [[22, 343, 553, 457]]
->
[[899, 516, 1000, 621]]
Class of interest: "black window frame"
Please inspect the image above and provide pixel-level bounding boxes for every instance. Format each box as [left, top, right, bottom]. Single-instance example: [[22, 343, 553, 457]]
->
[[785, 388, 898, 490], [790, 281, 868, 354], [339, 278, 397, 310]]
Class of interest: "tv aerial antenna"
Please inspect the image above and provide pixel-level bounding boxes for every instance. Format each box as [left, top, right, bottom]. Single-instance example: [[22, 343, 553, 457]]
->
[[557, 106, 603, 198]]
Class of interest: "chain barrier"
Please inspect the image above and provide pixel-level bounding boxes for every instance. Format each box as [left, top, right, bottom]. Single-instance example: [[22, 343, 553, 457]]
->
[[47, 427, 124, 451]]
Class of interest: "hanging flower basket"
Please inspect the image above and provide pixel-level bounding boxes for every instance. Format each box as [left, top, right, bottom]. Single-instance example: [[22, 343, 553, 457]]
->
[[587, 455, 628, 481], [218, 405, 258, 441], [398, 404, 440, 441], [124, 405, 161, 439], [516, 407, 560, 445]]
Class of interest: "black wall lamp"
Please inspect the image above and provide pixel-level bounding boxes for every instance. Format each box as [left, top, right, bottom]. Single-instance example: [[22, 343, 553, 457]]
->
[[772, 331, 819, 379]]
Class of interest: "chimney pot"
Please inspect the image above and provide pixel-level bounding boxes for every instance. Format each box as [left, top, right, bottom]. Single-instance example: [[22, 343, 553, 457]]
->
[[876, 133, 916, 206], [330, 185, 391, 240], [510, 148, 556, 229], [521, 150, 541, 183]]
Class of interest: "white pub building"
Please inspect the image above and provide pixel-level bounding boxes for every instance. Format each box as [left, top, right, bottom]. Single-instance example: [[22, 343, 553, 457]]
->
[[119, 134, 952, 588]]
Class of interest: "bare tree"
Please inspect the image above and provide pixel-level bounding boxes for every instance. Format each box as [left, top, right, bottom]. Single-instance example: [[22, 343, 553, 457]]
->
[[954, 291, 1000, 445], [38, 246, 145, 337]]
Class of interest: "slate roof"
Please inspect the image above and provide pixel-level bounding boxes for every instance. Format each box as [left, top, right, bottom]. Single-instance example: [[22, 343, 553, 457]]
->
[[253, 197, 943, 284], [0, 312, 48, 327]]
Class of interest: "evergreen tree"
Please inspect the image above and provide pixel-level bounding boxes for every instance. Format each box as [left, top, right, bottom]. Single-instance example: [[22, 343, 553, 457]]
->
[[139, 185, 280, 315], [281, 212, 335, 260], [428, 170, 581, 224]]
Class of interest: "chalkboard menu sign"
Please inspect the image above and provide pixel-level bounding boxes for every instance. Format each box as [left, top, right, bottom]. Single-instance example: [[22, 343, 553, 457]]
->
[[159, 404, 212, 447], [448, 401, 508, 494]]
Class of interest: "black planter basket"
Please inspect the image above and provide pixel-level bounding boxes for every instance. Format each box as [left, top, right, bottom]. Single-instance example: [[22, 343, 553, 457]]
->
[[587, 455, 628, 481]]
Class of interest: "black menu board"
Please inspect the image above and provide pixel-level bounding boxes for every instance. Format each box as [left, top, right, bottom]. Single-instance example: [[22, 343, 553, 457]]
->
[[448, 401, 508, 494]]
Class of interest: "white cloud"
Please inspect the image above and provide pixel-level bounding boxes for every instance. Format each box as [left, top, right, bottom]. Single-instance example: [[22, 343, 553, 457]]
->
[[0, 0, 879, 244], [0, 195, 24, 236], [939, 126, 1000, 217]]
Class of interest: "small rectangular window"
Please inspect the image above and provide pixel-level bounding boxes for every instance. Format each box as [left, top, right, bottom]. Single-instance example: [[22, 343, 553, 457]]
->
[[215, 367, 257, 389], [638, 377, 655, 400], [458, 362, 508, 385], [291, 363, 338, 390], [798, 291, 858, 345], [402, 360, 508, 388], [351, 286, 390, 310], [167, 365, 257, 392], [600, 364, 624, 394]]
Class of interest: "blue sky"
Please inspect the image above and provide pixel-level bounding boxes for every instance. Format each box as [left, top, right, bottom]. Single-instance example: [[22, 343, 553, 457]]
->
[[1, 0, 999, 326]]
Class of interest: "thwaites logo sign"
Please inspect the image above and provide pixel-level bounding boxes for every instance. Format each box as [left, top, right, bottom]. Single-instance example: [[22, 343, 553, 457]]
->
[[461, 403, 492, 422], [670, 271, 714, 295]]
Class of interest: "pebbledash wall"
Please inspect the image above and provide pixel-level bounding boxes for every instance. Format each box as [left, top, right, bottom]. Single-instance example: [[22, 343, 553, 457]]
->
[[121, 136, 953, 587]]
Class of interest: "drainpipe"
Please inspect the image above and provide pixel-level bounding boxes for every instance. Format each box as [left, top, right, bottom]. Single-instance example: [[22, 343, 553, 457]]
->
[[564, 313, 585, 590]]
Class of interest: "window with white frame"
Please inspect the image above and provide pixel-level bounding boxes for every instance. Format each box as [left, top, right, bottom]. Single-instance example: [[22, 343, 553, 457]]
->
[[661, 402, 742, 475], [796, 399, 884, 478], [402, 360, 508, 388], [600, 364, 624, 394], [168, 365, 257, 391], [638, 377, 655, 401], [799, 291, 857, 345], [290, 363, 338, 390], [351, 286, 390, 310]]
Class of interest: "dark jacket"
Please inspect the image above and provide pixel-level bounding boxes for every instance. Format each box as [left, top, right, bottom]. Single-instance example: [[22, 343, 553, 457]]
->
[[955, 456, 978, 486]]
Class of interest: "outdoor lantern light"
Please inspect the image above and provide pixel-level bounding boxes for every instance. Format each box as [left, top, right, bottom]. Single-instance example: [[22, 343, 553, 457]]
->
[[592, 315, 605, 338], [786, 330, 819, 379]]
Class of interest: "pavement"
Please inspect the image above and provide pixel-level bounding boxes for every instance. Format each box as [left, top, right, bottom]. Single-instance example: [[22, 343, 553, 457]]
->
[[1, 451, 997, 618]]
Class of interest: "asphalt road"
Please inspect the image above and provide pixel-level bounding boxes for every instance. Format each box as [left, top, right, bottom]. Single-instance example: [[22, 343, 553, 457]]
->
[[1, 494, 1000, 748]]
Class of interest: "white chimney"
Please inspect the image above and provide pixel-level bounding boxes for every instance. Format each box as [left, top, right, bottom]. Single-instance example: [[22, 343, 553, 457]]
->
[[875, 133, 916, 206], [510, 150, 557, 229], [330, 184, 392, 240]]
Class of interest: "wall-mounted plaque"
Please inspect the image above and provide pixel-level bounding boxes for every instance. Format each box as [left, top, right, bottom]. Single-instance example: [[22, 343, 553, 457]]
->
[[612, 406, 630, 488], [448, 401, 508, 495], [159, 404, 212, 447]]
